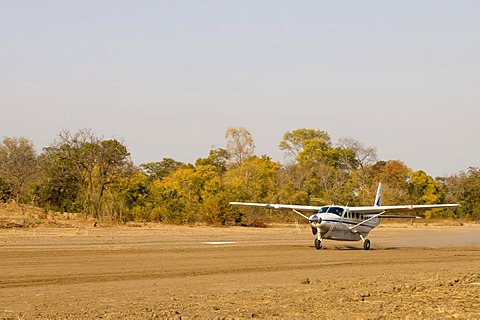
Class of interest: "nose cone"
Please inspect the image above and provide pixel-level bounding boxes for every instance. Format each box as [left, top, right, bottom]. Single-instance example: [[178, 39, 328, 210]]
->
[[308, 214, 322, 224]]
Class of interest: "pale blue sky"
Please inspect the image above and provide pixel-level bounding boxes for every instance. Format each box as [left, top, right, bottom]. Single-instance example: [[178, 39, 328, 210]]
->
[[1, 1, 479, 177]]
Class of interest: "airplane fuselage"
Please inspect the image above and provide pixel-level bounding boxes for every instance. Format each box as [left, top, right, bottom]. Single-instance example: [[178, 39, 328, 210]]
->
[[308, 206, 380, 241]]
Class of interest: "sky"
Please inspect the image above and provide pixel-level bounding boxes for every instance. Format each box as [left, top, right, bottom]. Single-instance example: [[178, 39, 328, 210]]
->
[[1, 1, 479, 178]]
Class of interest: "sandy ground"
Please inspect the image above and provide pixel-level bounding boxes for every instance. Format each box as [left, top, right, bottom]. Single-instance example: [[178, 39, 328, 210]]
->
[[1, 223, 479, 319]]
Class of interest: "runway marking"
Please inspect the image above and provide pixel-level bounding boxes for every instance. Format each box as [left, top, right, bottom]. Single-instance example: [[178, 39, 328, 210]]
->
[[202, 241, 236, 245]]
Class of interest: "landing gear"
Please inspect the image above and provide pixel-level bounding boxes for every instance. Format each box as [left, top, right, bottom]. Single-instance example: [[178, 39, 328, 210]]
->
[[363, 239, 371, 250], [314, 228, 322, 250], [359, 234, 371, 250]]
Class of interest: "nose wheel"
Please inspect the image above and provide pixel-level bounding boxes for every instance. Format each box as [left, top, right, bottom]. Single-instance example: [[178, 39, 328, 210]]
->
[[314, 238, 322, 250]]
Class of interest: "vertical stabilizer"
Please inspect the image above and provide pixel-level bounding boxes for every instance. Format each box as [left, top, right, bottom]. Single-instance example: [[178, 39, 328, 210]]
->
[[374, 183, 382, 206]]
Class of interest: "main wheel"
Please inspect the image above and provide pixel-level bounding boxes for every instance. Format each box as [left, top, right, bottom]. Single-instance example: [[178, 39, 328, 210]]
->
[[314, 238, 322, 250], [363, 239, 371, 250]]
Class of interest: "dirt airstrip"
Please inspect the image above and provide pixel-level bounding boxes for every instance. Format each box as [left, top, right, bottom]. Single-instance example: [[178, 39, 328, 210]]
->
[[1, 223, 479, 319]]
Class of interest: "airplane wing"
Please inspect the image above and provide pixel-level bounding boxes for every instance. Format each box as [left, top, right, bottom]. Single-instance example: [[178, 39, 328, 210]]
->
[[346, 204, 459, 230], [229, 202, 460, 219], [348, 204, 460, 215], [229, 202, 323, 212], [229, 202, 322, 220], [229, 202, 459, 214]]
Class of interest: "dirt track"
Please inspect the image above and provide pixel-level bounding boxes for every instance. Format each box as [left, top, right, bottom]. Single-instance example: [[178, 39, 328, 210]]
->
[[1, 224, 479, 319]]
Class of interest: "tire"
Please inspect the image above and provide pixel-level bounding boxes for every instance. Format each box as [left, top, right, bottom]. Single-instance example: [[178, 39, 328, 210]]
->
[[363, 239, 371, 250], [314, 238, 322, 250]]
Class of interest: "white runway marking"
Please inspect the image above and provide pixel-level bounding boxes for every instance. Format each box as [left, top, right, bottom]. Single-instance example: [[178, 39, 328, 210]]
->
[[202, 241, 236, 245]]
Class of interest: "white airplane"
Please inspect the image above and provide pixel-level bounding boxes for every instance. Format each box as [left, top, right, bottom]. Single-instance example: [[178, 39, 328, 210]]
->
[[230, 183, 460, 250]]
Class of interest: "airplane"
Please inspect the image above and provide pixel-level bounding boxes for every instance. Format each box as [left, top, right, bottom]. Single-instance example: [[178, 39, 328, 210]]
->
[[229, 183, 460, 250]]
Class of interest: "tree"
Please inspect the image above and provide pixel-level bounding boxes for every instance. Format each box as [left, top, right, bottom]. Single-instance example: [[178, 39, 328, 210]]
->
[[378, 160, 412, 205], [225, 127, 255, 167], [279, 128, 331, 162], [0, 137, 38, 203], [45, 129, 132, 219], [336, 138, 378, 205], [301, 162, 354, 206], [107, 169, 150, 222], [408, 170, 445, 204], [444, 167, 480, 220], [380, 160, 411, 188], [140, 158, 186, 180], [0, 177, 13, 202], [195, 148, 229, 175], [223, 156, 281, 225], [298, 140, 358, 170], [277, 129, 365, 208], [279, 129, 357, 170], [149, 164, 235, 224], [223, 156, 281, 203], [274, 164, 312, 205], [37, 147, 82, 212], [337, 137, 377, 170]]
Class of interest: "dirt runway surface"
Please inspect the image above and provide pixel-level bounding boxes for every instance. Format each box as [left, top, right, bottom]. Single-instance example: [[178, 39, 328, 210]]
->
[[1, 224, 479, 319]]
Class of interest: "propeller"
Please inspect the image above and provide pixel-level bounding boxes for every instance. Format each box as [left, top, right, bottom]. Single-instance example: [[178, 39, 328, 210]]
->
[[308, 215, 322, 224]]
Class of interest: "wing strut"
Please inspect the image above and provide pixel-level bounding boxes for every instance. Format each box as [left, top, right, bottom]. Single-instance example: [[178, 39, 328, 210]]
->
[[292, 208, 310, 220]]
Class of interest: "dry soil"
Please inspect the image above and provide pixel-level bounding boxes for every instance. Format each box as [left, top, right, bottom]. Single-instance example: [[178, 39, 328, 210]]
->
[[1, 223, 479, 319]]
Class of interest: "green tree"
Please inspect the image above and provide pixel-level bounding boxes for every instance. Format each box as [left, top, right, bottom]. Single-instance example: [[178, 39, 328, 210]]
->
[[36, 147, 82, 212], [223, 156, 281, 225], [408, 170, 445, 204], [0, 177, 13, 202], [407, 170, 447, 218], [0, 137, 38, 203], [298, 140, 358, 170], [193, 165, 233, 225], [46, 129, 132, 219], [140, 158, 186, 180], [280, 129, 357, 170], [444, 167, 480, 220], [106, 170, 150, 222], [279, 128, 331, 162], [195, 148, 229, 175], [223, 156, 281, 203]]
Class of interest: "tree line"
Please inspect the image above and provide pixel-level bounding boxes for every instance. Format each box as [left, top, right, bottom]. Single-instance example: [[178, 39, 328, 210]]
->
[[0, 127, 478, 224]]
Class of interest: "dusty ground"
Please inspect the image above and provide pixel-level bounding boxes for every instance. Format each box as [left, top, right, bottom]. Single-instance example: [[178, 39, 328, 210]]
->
[[1, 222, 479, 320]]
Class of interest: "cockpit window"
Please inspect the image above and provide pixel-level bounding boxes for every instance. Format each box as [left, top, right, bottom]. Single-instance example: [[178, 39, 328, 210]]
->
[[327, 206, 344, 216], [318, 206, 344, 216]]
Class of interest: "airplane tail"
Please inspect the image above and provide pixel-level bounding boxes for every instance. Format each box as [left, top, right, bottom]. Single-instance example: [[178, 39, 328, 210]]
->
[[374, 183, 382, 206]]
